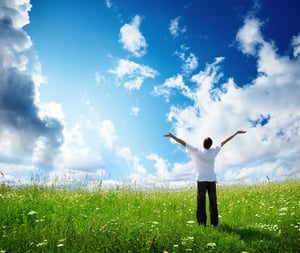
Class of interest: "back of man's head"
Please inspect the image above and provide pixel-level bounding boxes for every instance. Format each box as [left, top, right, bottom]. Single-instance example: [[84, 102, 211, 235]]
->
[[203, 137, 213, 149]]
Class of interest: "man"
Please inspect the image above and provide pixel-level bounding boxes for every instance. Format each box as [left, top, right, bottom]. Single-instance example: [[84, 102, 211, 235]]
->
[[163, 130, 246, 226]]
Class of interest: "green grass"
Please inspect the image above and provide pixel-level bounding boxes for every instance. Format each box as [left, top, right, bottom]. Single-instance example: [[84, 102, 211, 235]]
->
[[0, 181, 299, 253]]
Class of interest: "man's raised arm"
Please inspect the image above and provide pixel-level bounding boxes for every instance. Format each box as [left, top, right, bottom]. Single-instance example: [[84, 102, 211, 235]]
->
[[163, 132, 186, 147], [221, 130, 246, 147]]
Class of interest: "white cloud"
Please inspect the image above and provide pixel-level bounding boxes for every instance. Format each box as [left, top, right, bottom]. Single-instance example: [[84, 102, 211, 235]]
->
[[146, 153, 169, 179], [291, 33, 300, 57], [182, 52, 198, 74], [236, 17, 264, 55], [131, 106, 140, 116], [50, 102, 118, 174], [105, 0, 112, 9], [175, 46, 198, 74], [0, 163, 39, 185], [0, 163, 38, 174], [158, 16, 300, 184], [109, 58, 158, 90], [48, 168, 106, 187], [145, 153, 195, 182], [54, 122, 104, 171], [169, 16, 186, 38], [169, 17, 180, 37], [32, 136, 60, 166], [116, 146, 147, 174], [0, 0, 32, 28], [153, 74, 191, 101], [0, 1, 32, 71], [110, 59, 157, 79], [124, 76, 144, 90], [0, 0, 64, 167], [119, 15, 147, 57], [98, 120, 117, 148], [38, 102, 65, 122], [95, 71, 106, 86], [171, 160, 195, 181], [222, 158, 300, 184]]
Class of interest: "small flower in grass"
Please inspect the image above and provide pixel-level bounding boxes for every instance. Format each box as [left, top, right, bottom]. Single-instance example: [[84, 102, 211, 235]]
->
[[181, 236, 194, 245], [206, 242, 216, 248], [57, 238, 66, 247], [36, 240, 48, 247], [278, 212, 287, 216], [186, 220, 195, 225], [28, 210, 37, 216], [35, 218, 45, 223]]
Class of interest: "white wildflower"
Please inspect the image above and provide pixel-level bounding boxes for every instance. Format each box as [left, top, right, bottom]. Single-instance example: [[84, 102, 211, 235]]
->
[[186, 220, 195, 225], [206, 242, 217, 248], [36, 240, 48, 247]]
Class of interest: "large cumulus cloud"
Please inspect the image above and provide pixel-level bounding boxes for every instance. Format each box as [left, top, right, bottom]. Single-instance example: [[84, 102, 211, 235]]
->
[[0, 0, 64, 166], [154, 16, 300, 184]]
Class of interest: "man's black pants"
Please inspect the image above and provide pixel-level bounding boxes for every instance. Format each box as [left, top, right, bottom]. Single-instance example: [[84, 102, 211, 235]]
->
[[196, 181, 218, 226]]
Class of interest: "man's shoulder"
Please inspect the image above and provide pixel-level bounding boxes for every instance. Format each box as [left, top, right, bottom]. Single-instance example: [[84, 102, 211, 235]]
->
[[186, 143, 200, 152], [210, 145, 222, 154], [213, 145, 222, 150]]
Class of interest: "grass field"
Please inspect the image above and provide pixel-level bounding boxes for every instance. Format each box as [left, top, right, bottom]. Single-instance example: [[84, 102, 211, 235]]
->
[[0, 181, 299, 253]]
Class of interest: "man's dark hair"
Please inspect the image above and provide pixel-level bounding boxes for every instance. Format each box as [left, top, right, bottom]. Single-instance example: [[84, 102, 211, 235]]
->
[[203, 137, 213, 149]]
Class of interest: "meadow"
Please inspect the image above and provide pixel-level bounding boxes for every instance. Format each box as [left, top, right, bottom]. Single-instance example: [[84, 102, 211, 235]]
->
[[0, 181, 299, 253]]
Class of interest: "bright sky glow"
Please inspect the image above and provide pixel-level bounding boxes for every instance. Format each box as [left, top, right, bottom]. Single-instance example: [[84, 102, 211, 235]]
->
[[1, 0, 300, 188]]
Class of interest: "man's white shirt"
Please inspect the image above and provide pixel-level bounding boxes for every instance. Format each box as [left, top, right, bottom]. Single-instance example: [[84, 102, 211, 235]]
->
[[186, 143, 221, 182]]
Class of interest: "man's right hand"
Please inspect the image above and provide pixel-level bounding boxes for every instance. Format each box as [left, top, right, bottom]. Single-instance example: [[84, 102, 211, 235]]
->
[[163, 132, 173, 137]]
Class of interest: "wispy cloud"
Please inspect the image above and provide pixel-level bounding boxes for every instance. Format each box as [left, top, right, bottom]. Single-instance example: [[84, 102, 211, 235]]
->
[[95, 71, 106, 86], [175, 45, 199, 74], [153, 74, 191, 102], [116, 146, 147, 175], [292, 34, 300, 57], [119, 15, 147, 57], [182, 52, 198, 74], [98, 120, 117, 148], [169, 16, 186, 38], [131, 106, 140, 116], [109, 58, 158, 90], [146, 153, 169, 179], [105, 0, 112, 9]]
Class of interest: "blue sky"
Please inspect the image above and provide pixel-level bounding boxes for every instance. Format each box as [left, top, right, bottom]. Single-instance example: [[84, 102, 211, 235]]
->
[[1, 0, 300, 188]]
